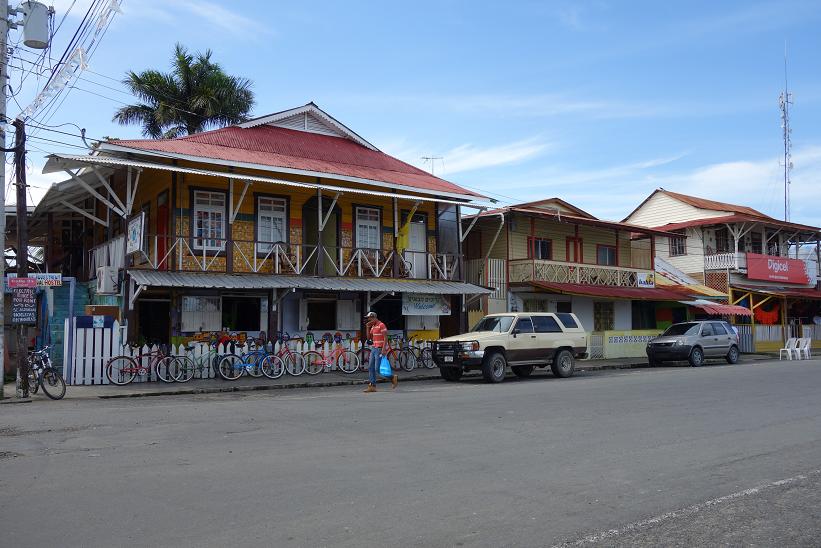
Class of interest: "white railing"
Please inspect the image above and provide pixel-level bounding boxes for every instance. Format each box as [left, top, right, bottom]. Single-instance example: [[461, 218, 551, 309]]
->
[[509, 259, 653, 288], [704, 252, 745, 271]]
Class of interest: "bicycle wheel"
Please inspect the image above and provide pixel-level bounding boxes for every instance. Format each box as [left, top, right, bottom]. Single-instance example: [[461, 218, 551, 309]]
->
[[420, 347, 435, 369], [244, 353, 264, 378], [261, 355, 285, 379], [106, 356, 137, 385], [399, 349, 416, 372], [283, 352, 306, 376], [27, 368, 40, 395], [336, 350, 360, 374], [302, 351, 324, 375], [217, 354, 244, 381], [40, 368, 66, 400], [171, 356, 196, 383], [155, 356, 177, 383], [357, 347, 371, 372]]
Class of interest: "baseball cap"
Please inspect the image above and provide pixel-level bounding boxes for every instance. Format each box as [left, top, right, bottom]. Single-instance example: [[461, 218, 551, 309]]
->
[[364, 311, 377, 319]]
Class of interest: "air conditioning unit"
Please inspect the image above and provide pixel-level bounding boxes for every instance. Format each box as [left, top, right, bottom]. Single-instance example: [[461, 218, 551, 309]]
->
[[96, 266, 118, 295]]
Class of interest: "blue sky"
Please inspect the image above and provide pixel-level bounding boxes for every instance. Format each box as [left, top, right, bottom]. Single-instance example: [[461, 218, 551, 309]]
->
[[8, 0, 821, 226]]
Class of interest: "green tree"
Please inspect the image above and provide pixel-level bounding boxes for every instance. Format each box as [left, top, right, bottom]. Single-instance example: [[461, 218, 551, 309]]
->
[[113, 43, 254, 139]]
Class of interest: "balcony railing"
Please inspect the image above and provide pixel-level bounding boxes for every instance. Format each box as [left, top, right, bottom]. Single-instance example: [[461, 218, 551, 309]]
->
[[509, 259, 654, 288], [98, 234, 462, 281], [704, 252, 746, 271]]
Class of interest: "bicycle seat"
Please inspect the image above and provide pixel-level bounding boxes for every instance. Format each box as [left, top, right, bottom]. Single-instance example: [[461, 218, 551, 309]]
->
[[184, 345, 195, 352]]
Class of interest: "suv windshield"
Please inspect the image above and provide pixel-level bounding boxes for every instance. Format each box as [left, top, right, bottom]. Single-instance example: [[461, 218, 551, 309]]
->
[[662, 322, 701, 336], [471, 316, 514, 333]]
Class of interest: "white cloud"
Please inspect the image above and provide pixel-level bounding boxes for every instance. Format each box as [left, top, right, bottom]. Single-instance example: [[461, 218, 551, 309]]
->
[[173, 0, 273, 37]]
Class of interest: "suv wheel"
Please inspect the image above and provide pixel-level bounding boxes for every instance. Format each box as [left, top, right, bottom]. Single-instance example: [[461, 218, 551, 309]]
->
[[482, 352, 506, 383], [689, 346, 704, 367], [439, 367, 463, 382], [511, 365, 533, 378], [725, 345, 739, 364], [551, 349, 575, 378]]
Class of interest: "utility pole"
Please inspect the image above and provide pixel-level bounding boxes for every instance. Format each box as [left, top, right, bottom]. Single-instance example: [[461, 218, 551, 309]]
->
[[0, 1, 8, 400], [14, 118, 28, 397]]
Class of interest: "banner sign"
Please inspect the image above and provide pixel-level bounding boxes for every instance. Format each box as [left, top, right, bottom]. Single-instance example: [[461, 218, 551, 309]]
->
[[8, 276, 37, 289], [7, 272, 62, 287], [126, 212, 145, 255], [11, 286, 37, 324], [636, 272, 656, 288], [746, 253, 811, 285], [402, 294, 451, 316]]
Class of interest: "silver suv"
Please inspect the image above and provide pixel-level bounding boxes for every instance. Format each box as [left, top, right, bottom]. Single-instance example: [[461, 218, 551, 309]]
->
[[646, 321, 740, 367]]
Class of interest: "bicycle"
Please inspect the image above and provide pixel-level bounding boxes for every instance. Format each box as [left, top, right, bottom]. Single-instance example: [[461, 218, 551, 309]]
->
[[105, 344, 176, 386], [357, 337, 406, 373], [407, 334, 435, 369], [273, 333, 307, 376], [166, 343, 223, 383], [26, 345, 66, 400], [303, 335, 359, 375], [217, 340, 284, 380]]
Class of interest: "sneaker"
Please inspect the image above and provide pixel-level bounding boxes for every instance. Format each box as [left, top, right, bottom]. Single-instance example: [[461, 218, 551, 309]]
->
[[363, 383, 377, 393], [391, 375, 398, 389]]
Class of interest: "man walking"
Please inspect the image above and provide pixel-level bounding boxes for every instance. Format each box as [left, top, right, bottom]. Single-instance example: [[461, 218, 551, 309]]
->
[[363, 311, 398, 393]]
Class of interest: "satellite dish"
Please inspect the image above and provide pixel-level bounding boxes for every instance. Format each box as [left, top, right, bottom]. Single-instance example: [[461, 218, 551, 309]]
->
[[21, 1, 51, 50]]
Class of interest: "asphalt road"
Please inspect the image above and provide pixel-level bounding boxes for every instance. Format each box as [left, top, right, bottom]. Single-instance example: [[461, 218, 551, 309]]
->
[[2, 358, 821, 547]]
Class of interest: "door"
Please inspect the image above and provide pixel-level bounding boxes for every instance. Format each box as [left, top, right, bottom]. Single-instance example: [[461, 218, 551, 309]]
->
[[508, 316, 537, 363], [532, 314, 563, 361], [710, 322, 733, 356], [302, 198, 339, 275], [699, 323, 720, 356], [156, 191, 169, 270], [405, 216, 427, 279]]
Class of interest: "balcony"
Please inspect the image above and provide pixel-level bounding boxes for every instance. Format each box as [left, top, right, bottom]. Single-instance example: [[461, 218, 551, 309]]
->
[[91, 234, 463, 281], [509, 259, 655, 288]]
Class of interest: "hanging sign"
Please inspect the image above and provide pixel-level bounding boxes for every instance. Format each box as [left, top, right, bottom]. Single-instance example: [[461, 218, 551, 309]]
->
[[746, 253, 811, 285], [11, 280, 37, 324], [126, 212, 145, 254], [402, 294, 451, 316], [636, 272, 656, 288], [6, 272, 62, 287]]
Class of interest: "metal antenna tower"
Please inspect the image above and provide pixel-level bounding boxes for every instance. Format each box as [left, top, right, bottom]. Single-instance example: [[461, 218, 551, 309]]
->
[[779, 42, 793, 222], [421, 155, 443, 175]]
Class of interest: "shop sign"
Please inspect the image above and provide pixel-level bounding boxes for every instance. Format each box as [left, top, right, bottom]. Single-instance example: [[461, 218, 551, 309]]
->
[[402, 294, 451, 316], [11, 283, 37, 324], [7, 272, 62, 287], [126, 212, 145, 255], [636, 272, 656, 288], [746, 253, 810, 285], [8, 276, 37, 289]]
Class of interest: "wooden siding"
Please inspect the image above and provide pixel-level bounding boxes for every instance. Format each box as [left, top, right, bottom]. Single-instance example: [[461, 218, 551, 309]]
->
[[625, 192, 729, 227]]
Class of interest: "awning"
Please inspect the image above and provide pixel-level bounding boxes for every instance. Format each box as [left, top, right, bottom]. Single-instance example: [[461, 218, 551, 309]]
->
[[679, 300, 753, 317], [525, 281, 686, 301], [732, 285, 821, 301], [128, 270, 493, 295]]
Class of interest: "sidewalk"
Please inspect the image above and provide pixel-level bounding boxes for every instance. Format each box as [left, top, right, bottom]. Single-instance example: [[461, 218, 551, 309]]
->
[[2, 354, 777, 402]]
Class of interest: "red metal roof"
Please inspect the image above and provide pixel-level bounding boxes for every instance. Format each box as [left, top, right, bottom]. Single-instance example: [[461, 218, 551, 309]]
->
[[685, 302, 753, 317], [526, 281, 686, 301], [661, 190, 768, 218], [651, 214, 820, 234], [733, 285, 821, 300], [107, 125, 483, 198]]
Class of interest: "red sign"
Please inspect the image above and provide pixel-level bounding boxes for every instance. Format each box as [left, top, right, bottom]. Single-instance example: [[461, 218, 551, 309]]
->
[[746, 253, 811, 285], [7, 276, 37, 288]]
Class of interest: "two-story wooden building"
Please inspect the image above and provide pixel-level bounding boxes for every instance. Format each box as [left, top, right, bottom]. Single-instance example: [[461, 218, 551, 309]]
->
[[32, 103, 492, 346], [625, 189, 821, 352]]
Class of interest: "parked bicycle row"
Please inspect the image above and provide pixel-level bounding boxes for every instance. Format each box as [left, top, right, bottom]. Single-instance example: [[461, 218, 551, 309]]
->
[[104, 334, 435, 386]]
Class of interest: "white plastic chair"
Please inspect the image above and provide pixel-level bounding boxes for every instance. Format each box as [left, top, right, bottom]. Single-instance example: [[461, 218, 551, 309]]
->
[[779, 338, 798, 360], [797, 338, 812, 360]]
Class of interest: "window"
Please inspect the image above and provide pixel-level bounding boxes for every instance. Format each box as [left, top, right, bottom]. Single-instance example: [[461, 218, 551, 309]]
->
[[257, 196, 287, 252], [532, 315, 562, 333], [567, 237, 582, 262], [471, 315, 514, 333], [715, 228, 731, 253], [528, 237, 552, 260], [556, 301, 572, 314], [669, 233, 686, 257], [523, 299, 549, 312], [750, 232, 763, 255], [556, 313, 578, 329], [593, 302, 614, 331], [710, 322, 729, 335], [701, 323, 714, 336], [192, 191, 226, 251], [307, 300, 337, 330], [222, 296, 261, 331], [597, 245, 616, 266], [355, 207, 381, 249], [514, 317, 534, 333], [181, 296, 221, 332], [662, 322, 700, 336]]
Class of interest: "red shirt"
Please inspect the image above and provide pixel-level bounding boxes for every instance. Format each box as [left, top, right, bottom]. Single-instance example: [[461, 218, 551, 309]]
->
[[368, 321, 388, 349]]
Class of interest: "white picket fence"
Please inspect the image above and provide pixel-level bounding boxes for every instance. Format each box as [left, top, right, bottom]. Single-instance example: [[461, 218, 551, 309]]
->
[[63, 318, 433, 385]]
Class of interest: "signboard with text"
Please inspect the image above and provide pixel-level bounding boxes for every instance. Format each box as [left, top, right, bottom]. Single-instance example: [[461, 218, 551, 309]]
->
[[746, 253, 811, 285], [636, 272, 656, 288], [6, 272, 62, 288], [11, 283, 37, 324], [402, 294, 452, 316]]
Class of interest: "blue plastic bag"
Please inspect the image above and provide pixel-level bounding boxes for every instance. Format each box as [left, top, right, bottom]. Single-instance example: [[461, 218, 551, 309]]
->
[[379, 355, 392, 377]]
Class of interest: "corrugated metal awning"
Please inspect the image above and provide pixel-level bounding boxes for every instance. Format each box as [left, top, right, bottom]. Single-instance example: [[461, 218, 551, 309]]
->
[[128, 270, 493, 295], [679, 300, 753, 317]]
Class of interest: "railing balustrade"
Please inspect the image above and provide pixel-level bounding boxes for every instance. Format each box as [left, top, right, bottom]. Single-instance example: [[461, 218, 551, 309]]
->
[[509, 259, 653, 288]]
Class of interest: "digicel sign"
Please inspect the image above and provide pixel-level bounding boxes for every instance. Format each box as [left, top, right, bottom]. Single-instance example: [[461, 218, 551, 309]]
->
[[746, 253, 811, 285]]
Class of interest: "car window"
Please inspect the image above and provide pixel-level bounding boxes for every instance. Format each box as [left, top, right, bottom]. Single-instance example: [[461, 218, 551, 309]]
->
[[701, 324, 714, 336], [532, 315, 562, 333], [662, 323, 700, 336], [514, 317, 534, 333], [471, 316, 514, 333], [555, 313, 578, 329], [710, 322, 728, 335]]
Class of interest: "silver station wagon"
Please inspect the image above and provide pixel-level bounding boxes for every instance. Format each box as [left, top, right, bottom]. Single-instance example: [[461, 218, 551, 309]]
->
[[646, 320, 740, 367]]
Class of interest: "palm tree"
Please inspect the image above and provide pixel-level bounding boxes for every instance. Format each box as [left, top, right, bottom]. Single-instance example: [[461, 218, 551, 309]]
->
[[113, 43, 254, 139]]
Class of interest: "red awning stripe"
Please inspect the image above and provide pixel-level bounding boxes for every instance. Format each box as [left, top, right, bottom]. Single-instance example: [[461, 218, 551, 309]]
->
[[685, 303, 753, 317]]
